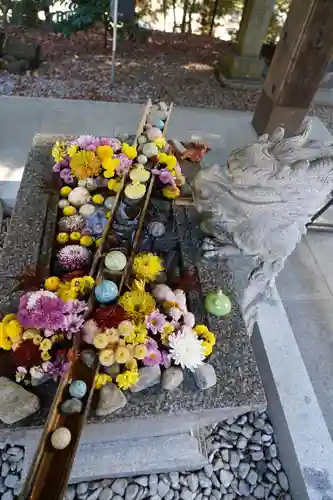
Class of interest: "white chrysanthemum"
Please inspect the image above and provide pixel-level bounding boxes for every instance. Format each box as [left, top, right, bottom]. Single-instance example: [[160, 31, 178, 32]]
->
[[168, 328, 205, 371]]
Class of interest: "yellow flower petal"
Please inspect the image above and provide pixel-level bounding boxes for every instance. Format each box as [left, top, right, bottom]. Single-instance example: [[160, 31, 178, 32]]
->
[[96, 145, 114, 161], [93, 333, 110, 350], [99, 348, 115, 367]]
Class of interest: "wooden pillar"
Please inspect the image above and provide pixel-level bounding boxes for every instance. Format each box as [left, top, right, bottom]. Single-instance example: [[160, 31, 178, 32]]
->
[[252, 0, 333, 136]]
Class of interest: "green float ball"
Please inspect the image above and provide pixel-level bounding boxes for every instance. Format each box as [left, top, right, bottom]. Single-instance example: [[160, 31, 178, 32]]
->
[[204, 289, 231, 317]]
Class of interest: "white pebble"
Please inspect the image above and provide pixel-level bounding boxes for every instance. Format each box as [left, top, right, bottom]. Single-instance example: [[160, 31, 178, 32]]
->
[[51, 427, 71, 450]]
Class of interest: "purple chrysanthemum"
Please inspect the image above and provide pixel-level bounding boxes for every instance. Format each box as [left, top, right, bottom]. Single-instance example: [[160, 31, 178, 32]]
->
[[60, 168, 70, 179], [145, 311, 167, 335], [57, 245, 91, 271], [18, 291, 66, 331], [161, 350, 172, 368], [76, 135, 96, 149]]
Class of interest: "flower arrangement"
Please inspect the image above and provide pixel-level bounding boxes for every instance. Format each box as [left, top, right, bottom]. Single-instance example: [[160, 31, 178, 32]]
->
[[87, 252, 216, 392], [0, 275, 93, 386]]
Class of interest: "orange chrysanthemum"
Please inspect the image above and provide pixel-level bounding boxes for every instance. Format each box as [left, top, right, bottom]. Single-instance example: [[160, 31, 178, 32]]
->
[[70, 151, 102, 180]]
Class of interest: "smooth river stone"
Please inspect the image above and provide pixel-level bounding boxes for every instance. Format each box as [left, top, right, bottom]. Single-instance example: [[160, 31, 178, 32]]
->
[[130, 366, 161, 393], [96, 383, 127, 417], [0, 377, 40, 424]]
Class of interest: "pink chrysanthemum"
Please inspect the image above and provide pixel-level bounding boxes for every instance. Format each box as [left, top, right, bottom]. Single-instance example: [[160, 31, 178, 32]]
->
[[145, 311, 167, 335]]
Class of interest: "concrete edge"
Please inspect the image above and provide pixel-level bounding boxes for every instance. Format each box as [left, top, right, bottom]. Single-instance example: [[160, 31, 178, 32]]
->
[[253, 286, 333, 500]]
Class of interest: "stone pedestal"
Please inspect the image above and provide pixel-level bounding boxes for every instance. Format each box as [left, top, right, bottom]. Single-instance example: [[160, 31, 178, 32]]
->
[[0, 137, 266, 483], [217, 0, 276, 87]]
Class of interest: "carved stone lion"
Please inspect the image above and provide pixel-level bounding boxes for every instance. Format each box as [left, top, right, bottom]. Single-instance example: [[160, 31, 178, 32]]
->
[[194, 120, 333, 332]]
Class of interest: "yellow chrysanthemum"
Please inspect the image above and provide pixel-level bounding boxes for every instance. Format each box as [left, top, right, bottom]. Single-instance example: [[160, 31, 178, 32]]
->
[[194, 325, 216, 345], [162, 185, 180, 199], [63, 206, 76, 216], [157, 153, 169, 164], [80, 235, 93, 247], [102, 157, 120, 178], [154, 136, 166, 149], [121, 143, 137, 160], [45, 277, 61, 292], [52, 141, 67, 163], [106, 329, 119, 344], [118, 290, 156, 321], [165, 155, 177, 170], [202, 341, 213, 357], [108, 178, 122, 193], [57, 232, 69, 244], [96, 145, 114, 161], [133, 344, 147, 360], [67, 144, 79, 157], [115, 346, 131, 364], [92, 194, 104, 205], [96, 238, 103, 247], [133, 253, 164, 282], [94, 333, 109, 350], [41, 351, 51, 361], [160, 322, 175, 344], [60, 186, 72, 197], [133, 324, 148, 344], [6, 320, 23, 343], [70, 232, 81, 242], [70, 150, 101, 180], [131, 279, 146, 292], [116, 370, 139, 390], [32, 335, 43, 345], [57, 282, 77, 301], [2, 313, 16, 324], [94, 373, 112, 389], [125, 359, 138, 372], [0, 323, 12, 350], [118, 320, 134, 338], [99, 348, 115, 367], [22, 328, 39, 340], [40, 339, 52, 352]]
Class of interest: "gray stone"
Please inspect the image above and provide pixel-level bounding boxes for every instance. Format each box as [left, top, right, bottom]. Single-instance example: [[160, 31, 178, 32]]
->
[[213, 458, 223, 471], [149, 474, 158, 495], [266, 472, 277, 484], [179, 475, 188, 487], [198, 472, 210, 489], [90, 481, 102, 490], [17, 460, 23, 473], [9, 464, 16, 472], [230, 424, 242, 433], [98, 488, 113, 500], [180, 487, 194, 500], [211, 489, 222, 500], [131, 366, 161, 393], [203, 465, 213, 478], [223, 495, 234, 500], [61, 398, 83, 415], [65, 486, 75, 500], [253, 485, 265, 498], [239, 479, 251, 496], [242, 424, 254, 439], [278, 471, 289, 491], [161, 367, 184, 391], [187, 474, 198, 493], [165, 491, 174, 500], [269, 444, 277, 458], [262, 434, 272, 443], [254, 418, 265, 429], [237, 436, 247, 449], [157, 480, 170, 497], [239, 462, 250, 479], [272, 458, 281, 471], [134, 476, 148, 487], [221, 449, 229, 462], [229, 450, 240, 469], [112, 478, 128, 496], [210, 473, 220, 489], [251, 431, 262, 444], [1, 491, 13, 500], [220, 470, 233, 488], [219, 439, 233, 449], [112, 497, 123, 500], [193, 363, 216, 390], [77, 483, 89, 495], [87, 488, 102, 500], [2, 454, 8, 461], [194, 494, 202, 500], [169, 472, 179, 487], [247, 469, 258, 486], [125, 483, 139, 500], [252, 451, 264, 461], [1, 464, 9, 478], [4, 474, 18, 489], [96, 383, 127, 417], [80, 349, 97, 368], [0, 377, 40, 424], [0, 479, 5, 494], [249, 444, 261, 451], [7, 447, 23, 461], [263, 423, 273, 435], [203, 487, 211, 497]]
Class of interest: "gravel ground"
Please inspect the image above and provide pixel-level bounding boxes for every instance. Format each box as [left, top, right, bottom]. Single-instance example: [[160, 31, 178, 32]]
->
[[60, 410, 291, 500], [0, 444, 25, 499]]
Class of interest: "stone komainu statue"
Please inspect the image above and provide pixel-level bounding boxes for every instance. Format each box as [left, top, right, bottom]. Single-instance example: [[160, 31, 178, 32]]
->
[[194, 120, 333, 332]]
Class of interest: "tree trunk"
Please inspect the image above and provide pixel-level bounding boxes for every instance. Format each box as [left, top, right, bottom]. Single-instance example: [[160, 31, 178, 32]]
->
[[208, 0, 219, 36], [187, 0, 196, 34], [163, 0, 167, 30], [172, 0, 177, 31], [181, 0, 189, 33]]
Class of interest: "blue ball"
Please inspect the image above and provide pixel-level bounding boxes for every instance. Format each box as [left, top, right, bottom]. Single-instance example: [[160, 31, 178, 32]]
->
[[154, 119, 165, 130], [95, 280, 118, 303], [69, 380, 87, 399]]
